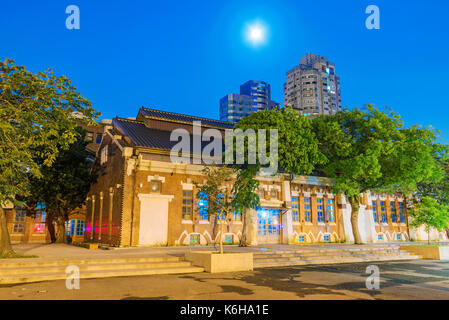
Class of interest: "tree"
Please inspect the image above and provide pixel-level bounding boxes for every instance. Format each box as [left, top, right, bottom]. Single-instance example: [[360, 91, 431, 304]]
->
[[312, 105, 444, 244], [27, 127, 97, 243], [408, 196, 449, 244], [0, 59, 99, 255], [231, 165, 260, 247], [417, 158, 449, 205], [231, 107, 326, 243], [194, 166, 234, 254], [235, 106, 326, 175]]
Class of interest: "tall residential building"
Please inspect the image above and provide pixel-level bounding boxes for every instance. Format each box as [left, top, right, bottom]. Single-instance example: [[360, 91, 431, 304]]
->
[[284, 53, 341, 117], [220, 80, 279, 123]]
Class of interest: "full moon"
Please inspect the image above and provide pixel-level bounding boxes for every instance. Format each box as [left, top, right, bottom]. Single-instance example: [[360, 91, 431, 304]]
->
[[245, 22, 267, 46]]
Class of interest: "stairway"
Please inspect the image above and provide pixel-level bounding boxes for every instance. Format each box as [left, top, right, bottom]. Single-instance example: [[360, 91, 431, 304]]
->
[[253, 244, 419, 268], [0, 256, 204, 285]]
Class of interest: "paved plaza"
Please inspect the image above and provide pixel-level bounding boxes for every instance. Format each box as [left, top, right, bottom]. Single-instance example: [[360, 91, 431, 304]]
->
[[1, 246, 449, 300]]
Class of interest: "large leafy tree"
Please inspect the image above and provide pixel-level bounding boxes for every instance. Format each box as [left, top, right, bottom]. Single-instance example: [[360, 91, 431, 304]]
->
[[313, 105, 445, 244], [408, 196, 449, 244], [231, 107, 326, 244], [0, 59, 99, 255], [417, 158, 449, 205], [234, 106, 326, 175], [27, 127, 97, 243]]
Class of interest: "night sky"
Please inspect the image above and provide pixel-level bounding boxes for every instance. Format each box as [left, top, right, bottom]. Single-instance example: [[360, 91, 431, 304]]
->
[[2, 0, 448, 141]]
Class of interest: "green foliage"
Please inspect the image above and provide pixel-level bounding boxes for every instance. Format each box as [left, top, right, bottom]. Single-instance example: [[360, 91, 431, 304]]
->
[[193, 166, 234, 218], [312, 104, 446, 243], [313, 105, 402, 197], [417, 158, 449, 205], [0, 58, 100, 206], [382, 126, 447, 195], [27, 127, 96, 226], [408, 196, 449, 233], [231, 164, 260, 214], [234, 106, 326, 175], [312, 105, 444, 198]]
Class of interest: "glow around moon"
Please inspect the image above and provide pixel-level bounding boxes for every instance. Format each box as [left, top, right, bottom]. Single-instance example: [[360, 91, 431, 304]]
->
[[244, 21, 268, 47]]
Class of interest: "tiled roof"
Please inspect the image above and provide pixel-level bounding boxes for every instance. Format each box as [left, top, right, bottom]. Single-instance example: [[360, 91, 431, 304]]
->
[[113, 117, 224, 152], [139, 107, 234, 129]]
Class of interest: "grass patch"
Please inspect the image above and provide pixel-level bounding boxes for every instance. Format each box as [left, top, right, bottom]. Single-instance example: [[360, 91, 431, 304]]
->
[[0, 252, 39, 259]]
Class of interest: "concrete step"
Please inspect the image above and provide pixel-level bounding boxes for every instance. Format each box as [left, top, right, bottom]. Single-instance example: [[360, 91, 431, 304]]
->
[[0, 265, 205, 285], [254, 254, 419, 268], [0, 261, 194, 276], [255, 248, 402, 256], [0, 256, 184, 269], [254, 249, 405, 259]]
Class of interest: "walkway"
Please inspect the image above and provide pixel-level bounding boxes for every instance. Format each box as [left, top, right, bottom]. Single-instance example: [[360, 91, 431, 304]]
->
[[8, 241, 437, 262]]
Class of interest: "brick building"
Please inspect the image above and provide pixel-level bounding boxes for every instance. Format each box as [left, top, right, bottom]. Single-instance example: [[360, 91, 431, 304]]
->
[[85, 107, 427, 247]]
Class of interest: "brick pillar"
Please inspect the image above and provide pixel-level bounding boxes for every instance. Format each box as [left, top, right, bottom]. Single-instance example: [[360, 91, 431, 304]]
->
[[98, 192, 104, 241], [108, 188, 114, 242], [90, 195, 95, 241]]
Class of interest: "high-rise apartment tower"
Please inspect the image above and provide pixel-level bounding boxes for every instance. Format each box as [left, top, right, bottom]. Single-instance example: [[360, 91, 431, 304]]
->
[[284, 53, 341, 117]]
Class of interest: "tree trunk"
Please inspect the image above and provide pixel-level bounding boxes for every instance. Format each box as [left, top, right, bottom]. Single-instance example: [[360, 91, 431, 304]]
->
[[55, 217, 67, 244], [403, 195, 411, 240], [46, 215, 57, 243], [239, 210, 248, 247], [0, 207, 14, 256], [219, 213, 224, 254], [427, 228, 430, 245], [348, 196, 363, 244]]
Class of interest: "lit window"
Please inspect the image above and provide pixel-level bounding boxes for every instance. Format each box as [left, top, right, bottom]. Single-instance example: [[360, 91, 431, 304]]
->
[[13, 206, 26, 233], [317, 198, 324, 222], [198, 192, 208, 220], [190, 234, 200, 245], [95, 133, 102, 144], [76, 220, 85, 236], [182, 191, 193, 220], [291, 197, 299, 222], [304, 198, 311, 222], [34, 202, 46, 233], [390, 201, 396, 223], [65, 220, 75, 236], [327, 199, 334, 222], [372, 201, 378, 222], [380, 201, 386, 223]]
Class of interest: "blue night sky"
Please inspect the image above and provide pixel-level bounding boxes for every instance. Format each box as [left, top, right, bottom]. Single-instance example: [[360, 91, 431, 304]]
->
[[1, 0, 449, 141]]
